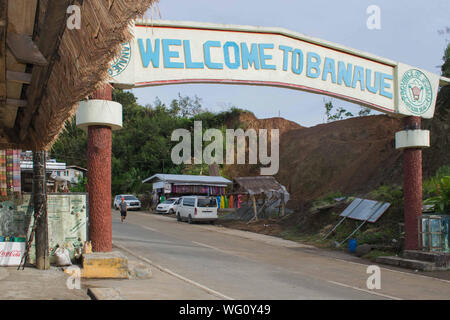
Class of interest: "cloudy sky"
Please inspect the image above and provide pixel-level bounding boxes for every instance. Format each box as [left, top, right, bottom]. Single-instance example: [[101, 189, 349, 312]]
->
[[130, 0, 450, 127]]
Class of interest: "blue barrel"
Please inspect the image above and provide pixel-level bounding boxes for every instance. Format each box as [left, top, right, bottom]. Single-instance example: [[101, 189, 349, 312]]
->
[[0, 236, 4, 242], [348, 239, 357, 253]]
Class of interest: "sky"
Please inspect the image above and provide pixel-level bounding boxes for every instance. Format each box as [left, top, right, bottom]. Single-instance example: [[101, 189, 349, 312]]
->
[[130, 0, 450, 127]]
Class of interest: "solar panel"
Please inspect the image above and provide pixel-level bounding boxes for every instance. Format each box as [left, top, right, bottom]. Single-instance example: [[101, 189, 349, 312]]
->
[[340, 198, 391, 223]]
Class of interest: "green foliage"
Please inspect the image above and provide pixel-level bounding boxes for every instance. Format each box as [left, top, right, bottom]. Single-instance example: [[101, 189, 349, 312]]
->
[[324, 99, 353, 122], [442, 43, 450, 78], [324, 99, 371, 122], [368, 184, 404, 208], [423, 165, 450, 214], [50, 118, 88, 167], [358, 107, 372, 117], [51, 89, 250, 196], [70, 177, 87, 192]]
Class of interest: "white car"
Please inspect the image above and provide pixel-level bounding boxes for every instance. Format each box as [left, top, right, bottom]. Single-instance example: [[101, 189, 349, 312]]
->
[[156, 198, 180, 214], [176, 196, 218, 224], [114, 194, 141, 211]]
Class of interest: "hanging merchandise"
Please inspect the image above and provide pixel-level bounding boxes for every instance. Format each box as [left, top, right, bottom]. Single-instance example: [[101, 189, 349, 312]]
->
[[224, 196, 229, 208], [229, 195, 234, 208], [0, 150, 6, 197], [237, 194, 242, 208], [216, 195, 221, 208], [13, 150, 21, 193], [220, 195, 225, 209]]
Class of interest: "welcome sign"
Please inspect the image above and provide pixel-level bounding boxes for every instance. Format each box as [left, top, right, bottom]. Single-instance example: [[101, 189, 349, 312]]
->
[[110, 20, 445, 118]]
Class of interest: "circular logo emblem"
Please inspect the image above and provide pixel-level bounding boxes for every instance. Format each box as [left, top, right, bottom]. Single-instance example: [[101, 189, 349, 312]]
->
[[108, 42, 132, 77], [400, 69, 433, 115]]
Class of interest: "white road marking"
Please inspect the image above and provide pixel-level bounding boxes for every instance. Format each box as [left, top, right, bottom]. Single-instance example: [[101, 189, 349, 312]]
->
[[191, 241, 238, 256], [121, 211, 450, 287], [326, 280, 402, 300], [327, 256, 450, 285], [141, 225, 158, 232], [113, 242, 234, 300]]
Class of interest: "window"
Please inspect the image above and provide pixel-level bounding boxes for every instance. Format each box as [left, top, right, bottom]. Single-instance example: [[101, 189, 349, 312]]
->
[[198, 198, 217, 208], [183, 198, 195, 207]]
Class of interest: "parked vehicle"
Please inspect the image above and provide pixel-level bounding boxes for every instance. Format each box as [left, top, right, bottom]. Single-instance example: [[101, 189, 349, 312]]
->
[[176, 196, 218, 224], [156, 197, 180, 214], [114, 194, 141, 211]]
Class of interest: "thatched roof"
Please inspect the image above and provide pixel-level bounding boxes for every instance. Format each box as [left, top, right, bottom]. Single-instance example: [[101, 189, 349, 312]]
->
[[233, 176, 287, 195], [0, 0, 156, 150]]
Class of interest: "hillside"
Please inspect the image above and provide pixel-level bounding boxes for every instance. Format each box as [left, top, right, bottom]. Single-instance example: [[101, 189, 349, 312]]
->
[[224, 86, 449, 209]]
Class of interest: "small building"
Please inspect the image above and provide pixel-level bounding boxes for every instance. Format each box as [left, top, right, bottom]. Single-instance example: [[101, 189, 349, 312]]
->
[[142, 174, 232, 197], [55, 165, 87, 185], [20, 159, 66, 192], [232, 176, 290, 221]]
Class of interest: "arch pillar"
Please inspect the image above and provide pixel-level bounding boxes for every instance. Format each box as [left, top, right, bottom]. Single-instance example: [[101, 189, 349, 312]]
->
[[76, 85, 122, 252]]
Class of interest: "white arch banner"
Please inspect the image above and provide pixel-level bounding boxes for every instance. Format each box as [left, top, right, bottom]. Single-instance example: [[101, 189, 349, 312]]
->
[[109, 20, 448, 119]]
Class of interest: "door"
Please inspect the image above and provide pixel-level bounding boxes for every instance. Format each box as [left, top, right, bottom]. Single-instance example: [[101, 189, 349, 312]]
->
[[196, 197, 218, 219]]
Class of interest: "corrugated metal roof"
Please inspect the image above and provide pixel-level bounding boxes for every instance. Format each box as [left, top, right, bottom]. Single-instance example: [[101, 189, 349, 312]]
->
[[142, 173, 232, 185], [233, 176, 285, 195], [20, 160, 66, 171], [340, 198, 391, 223]]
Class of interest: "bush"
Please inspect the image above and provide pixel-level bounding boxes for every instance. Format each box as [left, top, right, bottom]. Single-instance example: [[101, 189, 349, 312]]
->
[[423, 165, 450, 214]]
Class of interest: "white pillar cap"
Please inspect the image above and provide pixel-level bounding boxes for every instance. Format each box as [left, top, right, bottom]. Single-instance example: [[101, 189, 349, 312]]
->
[[76, 99, 123, 131], [395, 129, 430, 149]]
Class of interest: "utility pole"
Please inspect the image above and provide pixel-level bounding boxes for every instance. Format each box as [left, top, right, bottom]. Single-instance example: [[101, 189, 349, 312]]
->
[[33, 151, 49, 270]]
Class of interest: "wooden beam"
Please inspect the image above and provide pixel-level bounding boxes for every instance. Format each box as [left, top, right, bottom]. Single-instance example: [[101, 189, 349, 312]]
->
[[6, 70, 32, 84], [0, 0, 7, 102], [2, 0, 38, 131], [18, 1, 72, 141], [6, 32, 47, 66], [6, 98, 26, 107]]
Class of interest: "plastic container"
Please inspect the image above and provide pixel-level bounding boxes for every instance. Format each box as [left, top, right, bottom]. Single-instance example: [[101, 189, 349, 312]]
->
[[348, 239, 357, 253], [13, 237, 26, 242], [0, 236, 4, 242]]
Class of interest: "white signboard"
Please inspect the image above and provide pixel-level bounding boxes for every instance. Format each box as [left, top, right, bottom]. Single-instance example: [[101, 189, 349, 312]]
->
[[0, 242, 25, 266], [110, 20, 444, 119]]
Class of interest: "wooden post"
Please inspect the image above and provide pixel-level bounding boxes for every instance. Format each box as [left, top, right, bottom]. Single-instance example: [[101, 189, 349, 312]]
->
[[33, 151, 49, 270], [252, 195, 258, 221], [281, 193, 285, 217]]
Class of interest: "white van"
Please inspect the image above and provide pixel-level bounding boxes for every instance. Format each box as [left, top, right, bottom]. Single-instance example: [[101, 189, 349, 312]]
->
[[176, 196, 218, 224]]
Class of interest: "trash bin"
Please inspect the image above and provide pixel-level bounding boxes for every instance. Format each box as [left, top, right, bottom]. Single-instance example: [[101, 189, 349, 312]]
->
[[348, 239, 357, 253]]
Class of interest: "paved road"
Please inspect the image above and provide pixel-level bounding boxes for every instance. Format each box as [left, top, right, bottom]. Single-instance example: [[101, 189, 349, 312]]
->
[[112, 210, 450, 300]]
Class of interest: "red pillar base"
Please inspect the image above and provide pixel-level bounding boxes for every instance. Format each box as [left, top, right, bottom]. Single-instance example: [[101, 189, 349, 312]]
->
[[402, 116, 422, 251], [88, 125, 112, 252]]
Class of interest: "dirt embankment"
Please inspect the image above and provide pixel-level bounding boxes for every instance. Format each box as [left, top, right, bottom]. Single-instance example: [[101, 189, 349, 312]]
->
[[224, 89, 449, 209], [224, 113, 405, 205], [277, 115, 404, 206]]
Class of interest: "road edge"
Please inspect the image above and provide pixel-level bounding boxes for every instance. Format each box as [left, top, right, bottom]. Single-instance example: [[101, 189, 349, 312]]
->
[[112, 241, 233, 300]]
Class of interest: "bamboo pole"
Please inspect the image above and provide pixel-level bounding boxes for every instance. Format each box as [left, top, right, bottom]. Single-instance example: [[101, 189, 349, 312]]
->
[[252, 195, 258, 222], [33, 150, 49, 270]]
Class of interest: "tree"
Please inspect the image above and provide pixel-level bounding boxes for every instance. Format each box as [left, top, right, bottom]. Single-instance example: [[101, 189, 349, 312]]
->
[[173, 93, 204, 117], [442, 43, 450, 78], [51, 89, 249, 196], [324, 99, 372, 122], [324, 99, 354, 122], [358, 107, 372, 117]]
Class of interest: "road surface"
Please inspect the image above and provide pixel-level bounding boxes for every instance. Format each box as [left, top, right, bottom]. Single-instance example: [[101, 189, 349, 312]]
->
[[111, 210, 450, 300]]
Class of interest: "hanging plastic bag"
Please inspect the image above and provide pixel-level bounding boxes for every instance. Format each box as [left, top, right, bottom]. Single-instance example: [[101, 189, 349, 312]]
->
[[55, 247, 72, 266]]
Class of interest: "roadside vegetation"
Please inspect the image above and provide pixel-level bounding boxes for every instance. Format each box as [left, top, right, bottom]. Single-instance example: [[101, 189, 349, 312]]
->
[[51, 89, 253, 196]]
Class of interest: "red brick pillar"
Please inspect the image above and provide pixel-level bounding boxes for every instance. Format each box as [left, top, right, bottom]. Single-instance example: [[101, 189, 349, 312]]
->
[[403, 116, 422, 250], [88, 85, 112, 252]]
